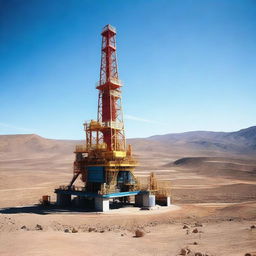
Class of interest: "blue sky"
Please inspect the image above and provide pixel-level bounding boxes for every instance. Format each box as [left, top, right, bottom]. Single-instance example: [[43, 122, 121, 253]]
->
[[0, 0, 256, 139]]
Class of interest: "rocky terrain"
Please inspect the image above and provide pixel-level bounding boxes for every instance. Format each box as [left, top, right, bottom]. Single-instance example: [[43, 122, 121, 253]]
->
[[0, 127, 256, 255]]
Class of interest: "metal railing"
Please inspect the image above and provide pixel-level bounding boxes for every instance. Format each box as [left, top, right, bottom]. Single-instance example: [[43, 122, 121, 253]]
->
[[96, 78, 123, 88], [84, 120, 124, 130], [58, 185, 86, 192], [75, 144, 87, 152], [102, 121, 123, 130], [75, 143, 107, 152]]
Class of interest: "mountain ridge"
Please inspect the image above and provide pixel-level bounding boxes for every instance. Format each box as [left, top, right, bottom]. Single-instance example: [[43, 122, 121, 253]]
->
[[0, 126, 256, 157]]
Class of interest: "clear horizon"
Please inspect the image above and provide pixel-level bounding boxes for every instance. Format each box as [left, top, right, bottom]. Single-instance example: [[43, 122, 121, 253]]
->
[[1, 125, 256, 141], [1, 0, 256, 139]]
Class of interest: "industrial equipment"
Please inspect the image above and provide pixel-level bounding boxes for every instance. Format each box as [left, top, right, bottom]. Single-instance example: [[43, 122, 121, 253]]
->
[[40, 195, 50, 206], [70, 24, 138, 196], [54, 24, 171, 211]]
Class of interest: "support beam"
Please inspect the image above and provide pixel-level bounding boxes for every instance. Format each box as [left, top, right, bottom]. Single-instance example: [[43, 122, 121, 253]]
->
[[142, 193, 155, 208], [74, 196, 87, 208], [156, 196, 171, 206], [166, 196, 171, 206], [56, 193, 71, 207], [135, 194, 144, 207], [135, 192, 156, 208], [95, 197, 109, 212], [68, 173, 80, 188]]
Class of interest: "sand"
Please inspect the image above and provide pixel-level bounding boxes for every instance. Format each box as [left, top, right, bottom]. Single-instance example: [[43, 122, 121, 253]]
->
[[0, 135, 256, 255]]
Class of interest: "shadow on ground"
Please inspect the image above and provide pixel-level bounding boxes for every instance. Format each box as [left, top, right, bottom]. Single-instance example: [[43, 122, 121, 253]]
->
[[0, 204, 99, 215], [0, 202, 136, 215]]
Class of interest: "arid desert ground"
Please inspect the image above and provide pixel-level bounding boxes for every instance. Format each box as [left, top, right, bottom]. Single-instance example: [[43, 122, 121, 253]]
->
[[0, 132, 256, 256]]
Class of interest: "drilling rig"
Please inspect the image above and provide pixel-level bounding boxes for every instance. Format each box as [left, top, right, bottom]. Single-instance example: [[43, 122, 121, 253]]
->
[[55, 25, 171, 211], [71, 24, 137, 195], [55, 25, 141, 211]]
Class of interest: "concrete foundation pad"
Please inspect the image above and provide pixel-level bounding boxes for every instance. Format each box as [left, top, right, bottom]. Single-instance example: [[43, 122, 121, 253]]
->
[[135, 192, 156, 208], [156, 196, 172, 206], [95, 197, 109, 212], [143, 194, 155, 208]]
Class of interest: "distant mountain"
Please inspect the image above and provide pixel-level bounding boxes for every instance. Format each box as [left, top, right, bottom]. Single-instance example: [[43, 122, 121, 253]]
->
[[0, 134, 80, 157], [145, 126, 256, 156], [0, 126, 256, 158]]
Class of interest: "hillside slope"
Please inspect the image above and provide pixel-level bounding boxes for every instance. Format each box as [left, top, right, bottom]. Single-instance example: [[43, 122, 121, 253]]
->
[[0, 126, 255, 158], [146, 126, 256, 156], [0, 134, 80, 158]]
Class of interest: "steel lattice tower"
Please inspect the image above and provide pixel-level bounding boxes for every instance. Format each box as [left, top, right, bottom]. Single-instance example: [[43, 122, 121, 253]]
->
[[97, 24, 125, 152]]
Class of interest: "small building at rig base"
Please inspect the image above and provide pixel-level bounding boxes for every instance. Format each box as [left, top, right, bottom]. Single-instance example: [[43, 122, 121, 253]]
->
[[54, 25, 171, 212]]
